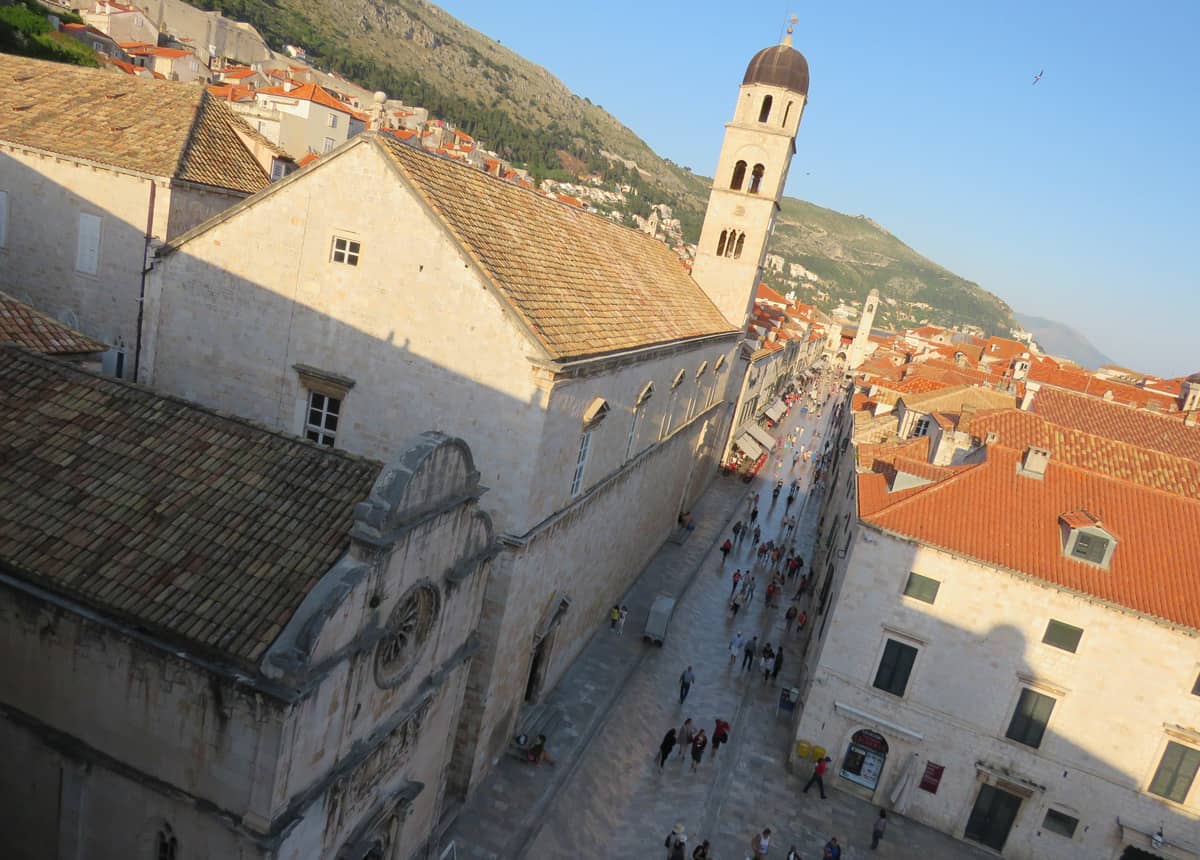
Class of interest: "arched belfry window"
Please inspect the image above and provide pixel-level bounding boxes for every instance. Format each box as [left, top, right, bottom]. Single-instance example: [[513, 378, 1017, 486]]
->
[[155, 826, 178, 860], [758, 94, 773, 123], [716, 230, 728, 257], [734, 233, 746, 259], [783, 101, 793, 127], [749, 164, 764, 194], [730, 160, 747, 191]]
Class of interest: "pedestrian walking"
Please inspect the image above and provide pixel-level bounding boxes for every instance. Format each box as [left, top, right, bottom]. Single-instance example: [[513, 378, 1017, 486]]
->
[[750, 506, 759, 525], [742, 636, 758, 671], [750, 828, 772, 860], [822, 837, 841, 859], [786, 847, 802, 860], [796, 611, 808, 633], [772, 645, 784, 683], [870, 810, 887, 850], [679, 666, 695, 703], [730, 569, 743, 598], [729, 633, 744, 666], [616, 605, 628, 635], [692, 839, 712, 860], [609, 605, 620, 630], [678, 718, 696, 759], [760, 644, 774, 683], [786, 491, 796, 510], [720, 538, 733, 563], [747, 575, 757, 599], [785, 604, 798, 632], [730, 590, 744, 617], [664, 822, 687, 859], [657, 728, 677, 768], [733, 519, 744, 543], [752, 525, 761, 545], [803, 756, 831, 799], [689, 729, 707, 771], [711, 718, 730, 757]]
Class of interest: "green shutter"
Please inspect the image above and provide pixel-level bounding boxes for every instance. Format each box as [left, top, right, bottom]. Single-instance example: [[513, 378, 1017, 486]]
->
[[903, 572, 940, 604], [1149, 742, 1200, 803]]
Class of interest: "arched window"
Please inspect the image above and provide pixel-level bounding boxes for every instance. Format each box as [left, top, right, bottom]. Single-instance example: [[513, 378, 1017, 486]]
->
[[734, 233, 746, 259], [730, 160, 747, 190], [724, 231, 738, 258], [782, 101, 793, 127], [716, 230, 727, 257], [155, 826, 178, 860], [749, 164, 764, 194], [758, 94, 773, 123]]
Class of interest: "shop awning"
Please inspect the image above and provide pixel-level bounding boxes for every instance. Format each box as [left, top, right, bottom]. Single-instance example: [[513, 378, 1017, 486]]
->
[[746, 424, 775, 451], [764, 401, 786, 422], [734, 433, 765, 460]]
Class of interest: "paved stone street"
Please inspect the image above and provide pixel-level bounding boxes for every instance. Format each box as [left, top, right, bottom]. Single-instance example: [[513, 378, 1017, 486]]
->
[[445, 391, 992, 860]]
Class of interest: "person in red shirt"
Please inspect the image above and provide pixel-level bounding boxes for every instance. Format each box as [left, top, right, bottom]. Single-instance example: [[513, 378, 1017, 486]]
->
[[803, 755, 831, 799], [711, 719, 731, 758]]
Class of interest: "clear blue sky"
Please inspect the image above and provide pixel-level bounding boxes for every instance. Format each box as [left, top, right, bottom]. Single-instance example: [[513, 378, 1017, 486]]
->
[[436, 0, 1198, 376]]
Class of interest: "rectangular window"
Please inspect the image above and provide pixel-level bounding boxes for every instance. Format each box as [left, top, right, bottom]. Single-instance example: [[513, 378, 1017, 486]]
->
[[0, 189, 7, 248], [327, 113, 338, 128], [872, 639, 917, 697], [1193, 672, 1200, 697], [570, 431, 591, 497], [304, 390, 340, 447], [331, 236, 360, 266], [270, 158, 288, 181], [903, 572, 940, 604], [913, 417, 930, 437], [1070, 532, 1108, 564], [965, 784, 1022, 852], [75, 212, 101, 274], [1043, 619, 1083, 653], [625, 406, 640, 460], [1149, 741, 1200, 804], [323, 136, 336, 152], [1042, 809, 1078, 838], [1006, 688, 1055, 748]]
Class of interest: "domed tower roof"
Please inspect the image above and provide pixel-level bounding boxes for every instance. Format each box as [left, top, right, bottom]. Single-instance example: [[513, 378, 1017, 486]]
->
[[743, 41, 810, 96]]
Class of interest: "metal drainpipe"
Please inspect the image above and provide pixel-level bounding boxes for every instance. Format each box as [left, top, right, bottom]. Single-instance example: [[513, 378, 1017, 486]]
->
[[133, 178, 156, 382]]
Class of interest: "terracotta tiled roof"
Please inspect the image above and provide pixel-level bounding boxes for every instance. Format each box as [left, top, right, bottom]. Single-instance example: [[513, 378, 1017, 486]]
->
[[969, 408, 1200, 498], [256, 83, 369, 121], [1027, 356, 1178, 411], [896, 384, 1017, 416], [1030, 387, 1200, 463], [376, 135, 737, 361], [981, 336, 1028, 361], [891, 376, 950, 395], [0, 54, 269, 194], [296, 152, 320, 167], [0, 347, 382, 668], [755, 283, 789, 304], [0, 291, 107, 355], [860, 445, 1200, 631]]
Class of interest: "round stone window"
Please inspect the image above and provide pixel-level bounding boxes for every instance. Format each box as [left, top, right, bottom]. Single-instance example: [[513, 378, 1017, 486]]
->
[[375, 582, 441, 688]]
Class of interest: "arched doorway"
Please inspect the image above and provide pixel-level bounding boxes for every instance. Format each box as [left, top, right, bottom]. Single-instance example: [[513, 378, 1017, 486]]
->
[[840, 729, 888, 790]]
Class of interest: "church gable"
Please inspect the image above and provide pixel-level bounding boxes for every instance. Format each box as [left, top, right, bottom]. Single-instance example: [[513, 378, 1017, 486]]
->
[[375, 136, 738, 362]]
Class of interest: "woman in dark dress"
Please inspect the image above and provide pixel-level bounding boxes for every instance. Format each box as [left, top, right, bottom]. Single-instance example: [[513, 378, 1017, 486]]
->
[[658, 728, 677, 768]]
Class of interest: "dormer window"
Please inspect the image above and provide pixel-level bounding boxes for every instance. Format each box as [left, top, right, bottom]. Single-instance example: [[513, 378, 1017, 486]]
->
[[1059, 510, 1117, 568]]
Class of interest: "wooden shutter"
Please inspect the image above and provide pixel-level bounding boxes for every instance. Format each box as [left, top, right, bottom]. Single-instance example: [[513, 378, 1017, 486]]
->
[[76, 213, 101, 274]]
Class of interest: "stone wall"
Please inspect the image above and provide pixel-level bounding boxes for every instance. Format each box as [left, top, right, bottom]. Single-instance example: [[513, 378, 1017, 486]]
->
[[793, 526, 1200, 860]]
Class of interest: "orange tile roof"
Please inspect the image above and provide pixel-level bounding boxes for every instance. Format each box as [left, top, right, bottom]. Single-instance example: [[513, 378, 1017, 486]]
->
[[968, 408, 1200, 498], [755, 283, 789, 304], [982, 336, 1028, 361], [0, 291, 107, 354], [860, 444, 1200, 631], [891, 376, 950, 395], [1030, 387, 1200, 463], [206, 83, 255, 102], [0, 54, 269, 194], [1027, 356, 1179, 411], [256, 83, 369, 121], [374, 136, 737, 361], [296, 152, 319, 167]]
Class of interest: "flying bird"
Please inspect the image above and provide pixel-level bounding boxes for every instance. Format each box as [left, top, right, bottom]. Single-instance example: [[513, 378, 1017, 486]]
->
[[1032, 69, 1044, 85]]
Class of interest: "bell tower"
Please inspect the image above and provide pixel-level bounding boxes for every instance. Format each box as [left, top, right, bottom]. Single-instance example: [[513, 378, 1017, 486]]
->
[[692, 24, 810, 328]]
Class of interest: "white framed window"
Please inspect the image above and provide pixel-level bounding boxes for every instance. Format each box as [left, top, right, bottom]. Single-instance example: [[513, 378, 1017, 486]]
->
[[0, 190, 7, 248], [331, 236, 360, 266], [913, 416, 931, 437], [304, 390, 341, 446], [323, 137, 336, 153], [270, 158, 288, 181], [570, 431, 591, 497], [327, 113, 338, 128], [76, 212, 101, 274]]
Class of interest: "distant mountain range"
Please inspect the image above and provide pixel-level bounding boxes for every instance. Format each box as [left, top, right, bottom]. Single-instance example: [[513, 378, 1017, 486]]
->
[[196, 0, 1017, 334], [1014, 312, 1114, 370]]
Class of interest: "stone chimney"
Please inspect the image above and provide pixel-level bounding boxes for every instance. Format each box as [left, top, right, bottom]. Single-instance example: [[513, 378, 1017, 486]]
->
[[1019, 446, 1051, 479], [1020, 381, 1041, 411], [959, 403, 977, 433]]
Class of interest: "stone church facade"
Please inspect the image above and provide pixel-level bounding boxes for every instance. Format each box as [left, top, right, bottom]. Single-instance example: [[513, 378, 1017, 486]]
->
[[0, 347, 494, 860]]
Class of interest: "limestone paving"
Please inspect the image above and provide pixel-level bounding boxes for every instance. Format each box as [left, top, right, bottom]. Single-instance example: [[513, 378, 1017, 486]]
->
[[445, 394, 992, 860]]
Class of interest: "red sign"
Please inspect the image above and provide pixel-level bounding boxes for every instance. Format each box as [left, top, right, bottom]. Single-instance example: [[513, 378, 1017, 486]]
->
[[919, 762, 945, 794], [851, 729, 888, 754]]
